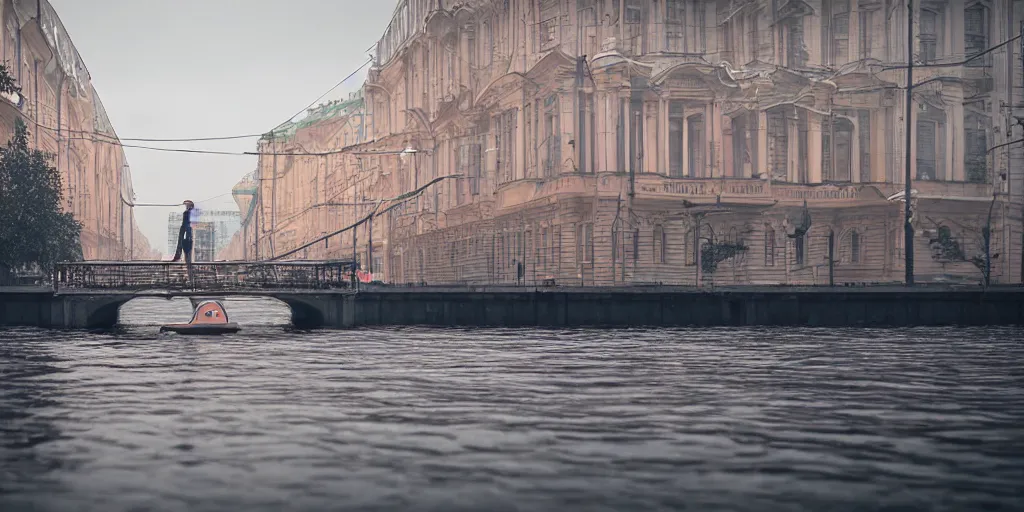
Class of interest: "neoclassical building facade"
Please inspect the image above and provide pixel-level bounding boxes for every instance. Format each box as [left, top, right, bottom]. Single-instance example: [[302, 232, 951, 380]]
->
[[0, 0, 155, 261], [229, 0, 1024, 286]]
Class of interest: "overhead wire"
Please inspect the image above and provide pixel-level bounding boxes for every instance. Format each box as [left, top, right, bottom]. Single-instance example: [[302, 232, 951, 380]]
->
[[269, 57, 373, 134], [17, 57, 375, 155]]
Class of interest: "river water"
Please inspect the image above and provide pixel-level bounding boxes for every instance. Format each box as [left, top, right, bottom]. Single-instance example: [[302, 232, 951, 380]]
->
[[1, 297, 1022, 511]]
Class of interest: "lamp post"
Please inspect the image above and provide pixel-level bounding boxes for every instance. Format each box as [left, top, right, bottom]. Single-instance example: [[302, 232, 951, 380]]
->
[[904, 0, 915, 286]]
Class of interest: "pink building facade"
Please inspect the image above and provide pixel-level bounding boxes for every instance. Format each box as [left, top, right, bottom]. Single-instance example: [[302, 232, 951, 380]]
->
[[230, 0, 1024, 286], [0, 0, 155, 261]]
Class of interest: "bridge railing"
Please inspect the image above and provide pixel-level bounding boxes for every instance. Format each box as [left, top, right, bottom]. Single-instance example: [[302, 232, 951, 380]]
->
[[53, 260, 358, 293]]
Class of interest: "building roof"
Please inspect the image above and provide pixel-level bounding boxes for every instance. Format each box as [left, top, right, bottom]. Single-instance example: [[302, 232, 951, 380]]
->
[[266, 97, 364, 141]]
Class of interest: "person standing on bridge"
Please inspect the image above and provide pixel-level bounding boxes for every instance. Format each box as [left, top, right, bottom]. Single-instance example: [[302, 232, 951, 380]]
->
[[171, 200, 195, 264]]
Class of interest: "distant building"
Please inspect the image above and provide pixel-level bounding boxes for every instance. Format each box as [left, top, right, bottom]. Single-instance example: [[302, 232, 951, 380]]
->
[[167, 210, 241, 261]]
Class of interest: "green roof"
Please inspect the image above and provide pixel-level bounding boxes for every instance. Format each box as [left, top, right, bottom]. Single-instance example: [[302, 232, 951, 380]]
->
[[266, 97, 364, 141]]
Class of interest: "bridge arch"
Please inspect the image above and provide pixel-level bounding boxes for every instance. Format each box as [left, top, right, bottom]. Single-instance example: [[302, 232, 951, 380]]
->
[[61, 294, 344, 330]]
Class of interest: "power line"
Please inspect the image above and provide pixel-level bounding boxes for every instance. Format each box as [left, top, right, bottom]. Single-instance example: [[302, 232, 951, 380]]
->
[[269, 57, 373, 134], [17, 58, 373, 146], [267, 174, 463, 261], [62, 136, 370, 157], [121, 134, 264, 142]]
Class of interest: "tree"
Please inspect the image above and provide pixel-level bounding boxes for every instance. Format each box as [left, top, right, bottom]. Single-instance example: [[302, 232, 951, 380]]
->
[[0, 64, 82, 280]]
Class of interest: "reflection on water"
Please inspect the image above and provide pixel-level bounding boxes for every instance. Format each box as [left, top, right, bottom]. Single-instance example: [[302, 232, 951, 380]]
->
[[119, 297, 292, 327], [1, 298, 1022, 511]]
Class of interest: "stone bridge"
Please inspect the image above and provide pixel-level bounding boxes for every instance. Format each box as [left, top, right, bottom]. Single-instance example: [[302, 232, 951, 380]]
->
[[45, 260, 360, 328], [4, 278, 1024, 329]]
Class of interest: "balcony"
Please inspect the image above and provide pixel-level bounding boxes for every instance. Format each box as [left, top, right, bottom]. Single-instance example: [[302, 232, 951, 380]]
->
[[492, 172, 997, 212], [878, 180, 993, 201]]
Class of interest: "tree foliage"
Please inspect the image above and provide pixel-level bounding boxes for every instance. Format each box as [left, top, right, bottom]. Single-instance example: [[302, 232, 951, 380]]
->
[[0, 64, 82, 277], [0, 62, 19, 96]]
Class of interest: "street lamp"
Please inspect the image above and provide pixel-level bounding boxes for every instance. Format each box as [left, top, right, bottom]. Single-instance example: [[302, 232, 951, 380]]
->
[[903, 0, 915, 286]]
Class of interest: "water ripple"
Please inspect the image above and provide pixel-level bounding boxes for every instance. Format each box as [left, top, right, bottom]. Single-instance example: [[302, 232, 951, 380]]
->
[[1, 298, 1023, 511]]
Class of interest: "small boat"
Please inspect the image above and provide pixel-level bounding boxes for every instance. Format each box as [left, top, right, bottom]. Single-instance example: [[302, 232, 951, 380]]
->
[[160, 300, 240, 335]]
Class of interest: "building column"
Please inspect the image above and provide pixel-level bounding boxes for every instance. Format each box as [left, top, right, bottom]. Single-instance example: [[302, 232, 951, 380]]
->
[[808, 114, 823, 184]]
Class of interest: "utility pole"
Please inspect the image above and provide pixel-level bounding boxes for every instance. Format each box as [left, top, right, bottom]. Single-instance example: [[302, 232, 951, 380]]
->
[[694, 214, 703, 289], [576, 55, 587, 174], [904, 0, 915, 286], [368, 213, 374, 275], [255, 169, 262, 261], [129, 206, 134, 261], [828, 229, 835, 287]]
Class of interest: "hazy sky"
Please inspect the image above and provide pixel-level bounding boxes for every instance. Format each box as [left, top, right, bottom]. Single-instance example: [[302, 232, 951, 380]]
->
[[49, 0, 397, 255]]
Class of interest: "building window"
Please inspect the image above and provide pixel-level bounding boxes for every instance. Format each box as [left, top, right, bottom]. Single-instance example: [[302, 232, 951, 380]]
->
[[654, 224, 667, 264], [749, 14, 759, 61], [965, 4, 989, 66], [611, 227, 618, 272], [965, 113, 988, 183], [495, 109, 517, 184], [823, 116, 854, 182], [831, 0, 850, 65], [669, 101, 684, 177], [540, 18, 558, 48], [858, 9, 874, 59], [916, 118, 944, 180], [689, 1, 706, 53], [541, 227, 549, 269], [551, 226, 560, 268], [858, 110, 872, 182], [851, 231, 861, 263], [731, 112, 759, 178], [458, 140, 482, 195], [665, 0, 684, 52], [633, 228, 640, 264], [765, 227, 776, 266], [688, 113, 705, 178], [625, 0, 642, 23], [919, 8, 943, 63], [787, 18, 808, 68], [576, 223, 593, 265], [722, 20, 734, 60], [543, 95, 560, 177], [795, 234, 806, 265], [767, 108, 788, 181]]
